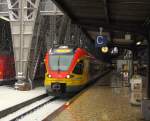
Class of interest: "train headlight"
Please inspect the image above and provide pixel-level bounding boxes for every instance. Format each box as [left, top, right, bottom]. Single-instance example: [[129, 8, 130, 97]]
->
[[48, 74, 52, 78], [66, 75, 74, 79], [66, 75, 70, 79]]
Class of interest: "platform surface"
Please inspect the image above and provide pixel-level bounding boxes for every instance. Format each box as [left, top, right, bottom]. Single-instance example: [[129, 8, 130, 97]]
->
[[0, 86, 46, 111], [52, 72, 142, 121]]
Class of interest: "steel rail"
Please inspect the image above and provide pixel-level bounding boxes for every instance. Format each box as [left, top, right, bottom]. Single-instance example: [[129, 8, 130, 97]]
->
[[10, 96, 58, 121]]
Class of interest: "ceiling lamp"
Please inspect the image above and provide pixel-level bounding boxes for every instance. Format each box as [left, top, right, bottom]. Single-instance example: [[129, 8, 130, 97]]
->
[[111, 47, 118, 54], [125, 34, 131, 40], [0, 16, 9, 21], [136, 41, 141, 45]]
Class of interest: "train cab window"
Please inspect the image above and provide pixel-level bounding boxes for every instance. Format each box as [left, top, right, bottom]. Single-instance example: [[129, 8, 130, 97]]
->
[[73, 61, 84, 74], [49, 54, 73, 71]]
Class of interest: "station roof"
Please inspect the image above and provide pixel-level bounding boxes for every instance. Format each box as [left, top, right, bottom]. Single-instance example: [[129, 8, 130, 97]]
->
[[52, 0, 150, 46]]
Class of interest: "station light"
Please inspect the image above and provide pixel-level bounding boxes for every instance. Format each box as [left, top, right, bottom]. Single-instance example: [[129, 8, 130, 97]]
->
[[0, 16, 9, 21], [125, 34, 131, 40], [65, 102, 70, 106], [65, 102, 70, 109], [101, 46, 109, 53], [111, 47, 118, 54], [136, 41, 141, 45], [59, 46, 69, 48]]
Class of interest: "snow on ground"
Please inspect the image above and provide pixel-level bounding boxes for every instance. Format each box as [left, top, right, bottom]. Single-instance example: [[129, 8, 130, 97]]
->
[[18, 100, 66, 121], [0, 96, 53, 121], [0, 86, 46, 111]]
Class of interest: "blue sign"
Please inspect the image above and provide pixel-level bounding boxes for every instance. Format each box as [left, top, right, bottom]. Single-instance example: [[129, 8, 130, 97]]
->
[[95, 35, 108, 47]]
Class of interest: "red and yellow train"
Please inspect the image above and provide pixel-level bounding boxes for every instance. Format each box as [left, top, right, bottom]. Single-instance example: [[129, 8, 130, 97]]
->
[[44, 46, 107, 95]]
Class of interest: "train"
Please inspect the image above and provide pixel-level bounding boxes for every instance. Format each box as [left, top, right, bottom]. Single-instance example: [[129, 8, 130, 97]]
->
[[44, 46, 109, 95], [0, 54, 16, 85], [0, 17, 16, 85]]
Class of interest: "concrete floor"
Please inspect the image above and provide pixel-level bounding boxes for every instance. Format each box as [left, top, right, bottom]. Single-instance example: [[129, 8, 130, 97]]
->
[[52, 72, 143, 121]]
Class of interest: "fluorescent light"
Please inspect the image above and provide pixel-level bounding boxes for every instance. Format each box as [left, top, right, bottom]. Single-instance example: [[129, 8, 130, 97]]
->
[[0, 16, 9, 21], [136, 41, 141, 45]]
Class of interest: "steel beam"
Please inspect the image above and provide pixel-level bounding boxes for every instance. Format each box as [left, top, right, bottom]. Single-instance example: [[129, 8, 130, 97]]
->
[[51, 0, 94, 44], [81, 24, 147, 36], [103, 0, 110, 23], [147, 31, 150, 98], [51, 0, 76, 20], [77, 17, 144, 26], [141, 30, 150, 121], [40, 0, 63, 15], [58, 15, 69, 45]]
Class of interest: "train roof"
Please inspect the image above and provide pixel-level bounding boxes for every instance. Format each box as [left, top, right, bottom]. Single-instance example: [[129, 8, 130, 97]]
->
[[48, 46, 96, 60]]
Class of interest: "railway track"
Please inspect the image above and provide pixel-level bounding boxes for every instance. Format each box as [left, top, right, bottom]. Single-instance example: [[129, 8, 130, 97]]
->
[[0, 71, 111, 121], [0, 93, 48, 119], [1, 96, 59, 121]]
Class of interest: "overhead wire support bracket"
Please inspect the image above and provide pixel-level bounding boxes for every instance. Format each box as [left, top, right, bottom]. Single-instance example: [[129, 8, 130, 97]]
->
[[99, 27, 103, 36]]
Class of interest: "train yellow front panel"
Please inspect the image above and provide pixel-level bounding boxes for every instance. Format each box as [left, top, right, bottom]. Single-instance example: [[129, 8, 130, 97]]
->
[[44, 72, 86, 86]]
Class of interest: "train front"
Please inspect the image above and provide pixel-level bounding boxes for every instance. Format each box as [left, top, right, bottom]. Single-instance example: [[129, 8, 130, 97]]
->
[[44, 46, 82, 95]]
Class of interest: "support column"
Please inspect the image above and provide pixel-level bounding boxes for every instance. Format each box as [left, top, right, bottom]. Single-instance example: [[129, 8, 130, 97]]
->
[[7, 0, 40, 82], [147, 31, 150, 98], [142, 30, 150, 121]]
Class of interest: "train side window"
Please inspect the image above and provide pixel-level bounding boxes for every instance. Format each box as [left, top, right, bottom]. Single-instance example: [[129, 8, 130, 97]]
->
[[73, 61, 84, 74]]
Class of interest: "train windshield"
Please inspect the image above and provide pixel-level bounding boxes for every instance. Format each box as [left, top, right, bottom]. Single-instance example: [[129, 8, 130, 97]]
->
[[49, 54, 73, 71]]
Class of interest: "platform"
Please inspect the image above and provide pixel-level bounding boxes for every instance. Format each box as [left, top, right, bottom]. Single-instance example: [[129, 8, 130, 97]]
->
[[52, 72, 143, 121], [0, 86, 46, 111]]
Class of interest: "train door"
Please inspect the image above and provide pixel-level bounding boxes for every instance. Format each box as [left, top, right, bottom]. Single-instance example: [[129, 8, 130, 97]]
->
[[9, 57, 15, 79], [5, 57, 9, 80], [72, 60, 84, 84], [0, 58, 4, 80], [83, 59, 89, 84]]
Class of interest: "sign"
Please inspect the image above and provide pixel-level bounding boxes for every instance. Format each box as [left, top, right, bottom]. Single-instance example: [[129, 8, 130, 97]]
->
[[53, 49, 73, 54], [95, 35, 108, 47]]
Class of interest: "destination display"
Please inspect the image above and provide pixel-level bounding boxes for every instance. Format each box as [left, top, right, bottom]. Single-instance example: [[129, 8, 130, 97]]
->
[[53, 49, 73, 54]]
